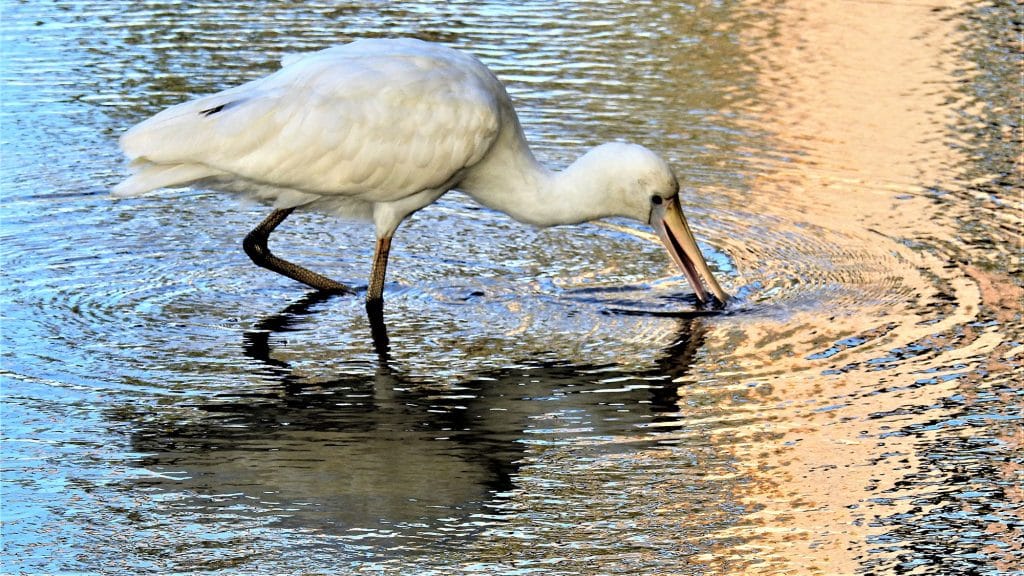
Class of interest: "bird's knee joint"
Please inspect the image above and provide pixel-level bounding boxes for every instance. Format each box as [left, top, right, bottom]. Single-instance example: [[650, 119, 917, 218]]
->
[[242, 231, 269, 262]]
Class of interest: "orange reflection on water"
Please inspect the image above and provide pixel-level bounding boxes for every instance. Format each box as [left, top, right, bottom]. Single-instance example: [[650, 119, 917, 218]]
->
[[696, 0, 1019, 573]]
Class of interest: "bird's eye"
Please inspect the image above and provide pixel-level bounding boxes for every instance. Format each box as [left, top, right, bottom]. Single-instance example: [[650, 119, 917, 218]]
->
[[651, 195, 663, 205]]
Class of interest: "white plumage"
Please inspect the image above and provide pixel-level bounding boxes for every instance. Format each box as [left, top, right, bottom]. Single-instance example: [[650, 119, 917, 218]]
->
[[117, 40, 500, 223], [115, 38, 728, 308]]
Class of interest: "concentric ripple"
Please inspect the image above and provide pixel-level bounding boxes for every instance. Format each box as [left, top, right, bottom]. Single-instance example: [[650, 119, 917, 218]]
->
[[711, 208, 912, 315]]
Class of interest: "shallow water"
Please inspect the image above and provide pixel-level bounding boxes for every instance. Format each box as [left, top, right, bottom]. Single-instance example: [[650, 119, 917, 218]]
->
[[1, 1, 1020, 574]]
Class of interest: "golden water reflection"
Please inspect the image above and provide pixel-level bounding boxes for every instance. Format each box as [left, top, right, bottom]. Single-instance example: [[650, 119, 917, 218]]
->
[[695, 1, 1022, 573]]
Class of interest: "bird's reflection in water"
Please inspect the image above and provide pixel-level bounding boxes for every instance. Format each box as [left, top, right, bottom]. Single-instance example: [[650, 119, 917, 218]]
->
[[128, 293, 707, 543]]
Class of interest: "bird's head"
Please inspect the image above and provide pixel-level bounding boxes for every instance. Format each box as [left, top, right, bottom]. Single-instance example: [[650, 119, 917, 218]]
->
[[580, 142, 730, 307]]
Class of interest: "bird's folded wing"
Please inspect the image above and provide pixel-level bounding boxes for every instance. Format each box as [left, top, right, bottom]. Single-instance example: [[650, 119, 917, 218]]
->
[[116, 44, 502, 200]]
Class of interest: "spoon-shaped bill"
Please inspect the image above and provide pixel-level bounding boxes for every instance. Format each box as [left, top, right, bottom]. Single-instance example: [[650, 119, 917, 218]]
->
[[650, 197, 729, 307]]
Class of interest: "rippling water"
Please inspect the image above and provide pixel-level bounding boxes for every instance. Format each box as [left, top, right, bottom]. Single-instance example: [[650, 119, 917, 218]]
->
[[2, 1, 1020, 574]]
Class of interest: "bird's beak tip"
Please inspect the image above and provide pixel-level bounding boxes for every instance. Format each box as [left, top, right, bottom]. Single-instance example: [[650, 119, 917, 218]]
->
[[705, 293, 729, 310]]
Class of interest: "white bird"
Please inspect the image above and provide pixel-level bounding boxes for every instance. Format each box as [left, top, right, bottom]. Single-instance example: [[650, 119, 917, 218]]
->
[[114, 38, 728, 308]]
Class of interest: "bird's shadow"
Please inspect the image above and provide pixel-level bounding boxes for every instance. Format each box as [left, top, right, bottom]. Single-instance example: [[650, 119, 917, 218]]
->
[[120, 290, 710, 546], [241, 290, 393, 379]]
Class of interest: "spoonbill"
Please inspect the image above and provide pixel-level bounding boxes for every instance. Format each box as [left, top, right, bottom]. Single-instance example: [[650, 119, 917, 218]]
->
[[114, 38, 728, 308]]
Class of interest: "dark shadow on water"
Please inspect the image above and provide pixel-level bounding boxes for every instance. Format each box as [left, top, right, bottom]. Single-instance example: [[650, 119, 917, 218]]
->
[[119, 291, 708, 552], [561, 282, 753, 318], [240, 290, 341, 374]]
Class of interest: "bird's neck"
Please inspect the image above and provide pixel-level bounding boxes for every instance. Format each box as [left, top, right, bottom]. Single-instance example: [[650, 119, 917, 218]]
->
[[459, 138, 624, 227]]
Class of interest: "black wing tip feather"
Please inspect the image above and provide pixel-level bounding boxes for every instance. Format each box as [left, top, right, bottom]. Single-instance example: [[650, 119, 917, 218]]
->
[[199, 98, 247, 117], [199, 104, 226, 117]]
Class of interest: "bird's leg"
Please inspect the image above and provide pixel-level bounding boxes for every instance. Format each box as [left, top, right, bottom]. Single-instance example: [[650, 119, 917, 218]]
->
[[243, 208, 354, 294], [365, 295, 390, 359], [366, 235, 392, 305]]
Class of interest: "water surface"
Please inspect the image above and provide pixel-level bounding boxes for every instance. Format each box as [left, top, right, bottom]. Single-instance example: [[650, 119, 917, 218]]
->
[[1, 1, 1020, 574]]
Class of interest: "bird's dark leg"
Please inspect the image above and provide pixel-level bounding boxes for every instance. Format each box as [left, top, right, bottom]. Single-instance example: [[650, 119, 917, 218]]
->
[[365, 296, 390, 359], [366, 235, 392, 305], [243, 208, 354, 294]]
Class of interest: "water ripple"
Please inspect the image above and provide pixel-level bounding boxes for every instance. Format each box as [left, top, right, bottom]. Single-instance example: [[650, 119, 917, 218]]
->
[[2, 1, 1020, 574]]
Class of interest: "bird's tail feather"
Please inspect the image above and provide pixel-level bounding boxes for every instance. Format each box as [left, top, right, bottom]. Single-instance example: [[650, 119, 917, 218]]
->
[[112, 162, 219, 197]]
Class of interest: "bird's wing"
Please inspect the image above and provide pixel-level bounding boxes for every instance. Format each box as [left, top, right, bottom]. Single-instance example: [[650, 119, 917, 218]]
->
[[115, 41, 502, 201]]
